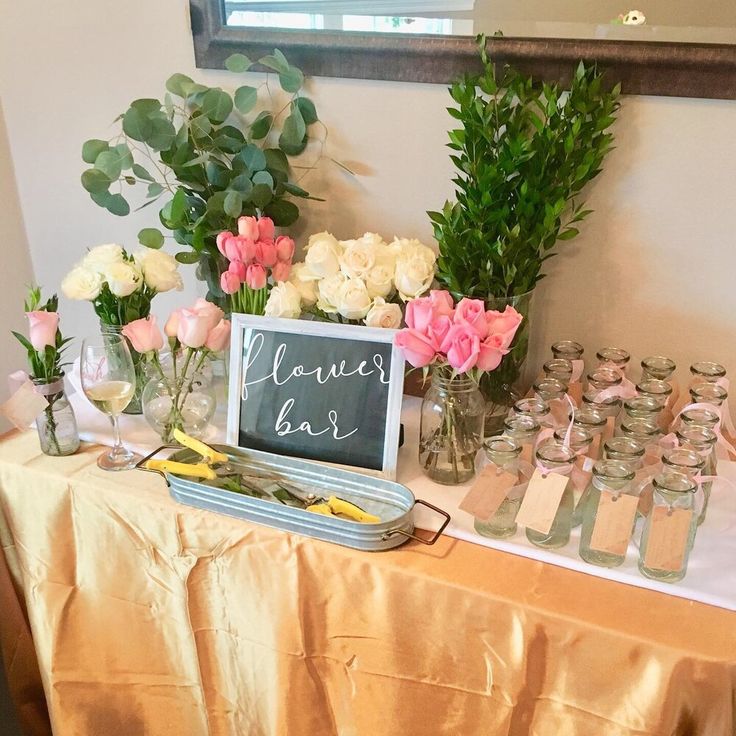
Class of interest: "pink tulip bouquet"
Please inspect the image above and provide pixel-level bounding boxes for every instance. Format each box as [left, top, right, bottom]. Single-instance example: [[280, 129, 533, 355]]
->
[[122, 299, 230, 441], [216, 215, 295, 315]]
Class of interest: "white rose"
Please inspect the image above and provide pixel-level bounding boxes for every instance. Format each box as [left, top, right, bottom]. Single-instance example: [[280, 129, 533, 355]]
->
[[317, 272, 347, 314], [105, 261, 142, 297], [288, 263, 318, 307], [357, 232, 387, 250], [82, 243, 125, 273], [61, 266, 103, 301], [336, 278, 372, 320], [133, 248, 183, 293], [365, 298, 402, 329], [339, 240, 377, 280], [394, 253, 436, 301], [365, 263, 395, 299], [264, 282, 302, 319], [304, 232, 342, 278], [389, 237, 436, 267]]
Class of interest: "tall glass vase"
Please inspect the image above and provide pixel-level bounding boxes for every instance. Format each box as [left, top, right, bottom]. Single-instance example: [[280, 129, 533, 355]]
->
[[480, 289, 535, 436], [100, 322, 146, 415]]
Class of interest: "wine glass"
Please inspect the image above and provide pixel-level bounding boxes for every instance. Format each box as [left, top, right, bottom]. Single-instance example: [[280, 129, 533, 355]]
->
[[80, 336, 142, 471]]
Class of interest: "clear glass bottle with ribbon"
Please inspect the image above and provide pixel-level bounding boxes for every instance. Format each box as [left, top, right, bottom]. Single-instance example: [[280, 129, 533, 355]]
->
[[579, 460, 637, 567], [572, 406, 607, 459], [622, 396, 662, 426], [552, 340, 584, 362], [32, 375, 80, 456], [533, 378, 566, 403], [553, 425, 592, 456], [679, 406, 720, 433], [689, 382, 728, 408], [636, 378, 673, 409], [596, 347, 630, 372], [641, 356, 676, 382], [690, 361, 726, 385], [542, 359, 573, 388], [603, 436, 645, 471], [619, 417, 662, 450], [675, 426, 717, 525], [584, 367, 624, 421], [474, 437, 525, 539], [503, 414, 540, 465], [638, 472, 698, 582], [512, 397, 551, 428]]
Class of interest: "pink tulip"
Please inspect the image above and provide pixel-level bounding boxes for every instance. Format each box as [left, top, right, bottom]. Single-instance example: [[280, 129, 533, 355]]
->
[[394, 328, 436, 368], [228, 260, 247, 281], [477, 334, 509, 371], [272, 261, 292, 283], [256, 240, 278, 268], [454, 297, 489, 339], [242, 239, 257, 265], [486, 306, 523, 349], [429, 290, 455, 318], [26, 311, 59, 352], [275, 236, 295, 263], [223, 235, 243, 263], [122, 316, 164, 354], [164, 309, 182, 338], [216, 231, 233, 257], [220, 271, 241, 295], [177, 308, 210, 349], [193, 298, 225, 332], [238, 216, 259, 241], [440, 323, 480, 373], [205, 319, 231, 352], [246, 264, 267, 290], [405, 296, 434, 332], [258, 217, 275, 242]]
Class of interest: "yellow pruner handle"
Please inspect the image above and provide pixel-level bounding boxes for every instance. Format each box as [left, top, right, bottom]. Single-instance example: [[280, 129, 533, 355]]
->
[[146, 459, 217, 481], [173, 428, 229, 465], [327, 496, 381, 524], [306, 503, 335, 517]]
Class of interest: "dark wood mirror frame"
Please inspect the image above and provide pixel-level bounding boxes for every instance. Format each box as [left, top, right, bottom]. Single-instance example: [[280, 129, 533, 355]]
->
[[190, 0, 736, 99]]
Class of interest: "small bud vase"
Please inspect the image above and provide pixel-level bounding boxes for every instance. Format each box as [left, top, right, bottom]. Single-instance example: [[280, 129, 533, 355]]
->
[[32, 375, 80, 456]]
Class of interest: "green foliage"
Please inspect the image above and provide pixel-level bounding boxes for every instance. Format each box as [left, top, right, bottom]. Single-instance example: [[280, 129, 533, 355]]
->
[[81, 49, 324, 305], [430, 36, 620, 299]]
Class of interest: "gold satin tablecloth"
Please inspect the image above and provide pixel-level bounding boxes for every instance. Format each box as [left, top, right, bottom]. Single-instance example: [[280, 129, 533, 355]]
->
[[0, 430, 734, 736]]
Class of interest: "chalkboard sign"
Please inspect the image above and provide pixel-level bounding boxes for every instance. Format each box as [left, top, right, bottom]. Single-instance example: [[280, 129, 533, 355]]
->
[[226, 316, 405, 477]]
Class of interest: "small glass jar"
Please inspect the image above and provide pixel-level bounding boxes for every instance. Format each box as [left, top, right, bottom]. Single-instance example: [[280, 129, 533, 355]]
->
[[533, 378, 566, 403], [641, 356, 677, 382], [503, 415, 541, 464], [474, 437, 524, 539], [572, 406, 607, 458], [32, 376, 80, 456], [596, 347, 630, 371], [623, 396, 662, 424], [619, 417, 661, 449], [603, 436, 645, 471], [584, 368, 623, 419], [638, 472, 698, 583], [513, 397, 551, 428], [676, 426, 717, 525], [689, 382, 728, 407], [553, 425, 592, 456], [690, 361, 727, 385], [552, 340, 584, 361], [662, 447, 705, 480], [526, 443, 576, 549], [579, 460, 637, 567], [679, 407, 720, 431], [636, 379, 673, 408], [542, 359, 573, 388], [582, 393, 622, 420]]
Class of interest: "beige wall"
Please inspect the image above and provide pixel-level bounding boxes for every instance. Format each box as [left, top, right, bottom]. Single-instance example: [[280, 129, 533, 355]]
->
[[1, 0, 735, 398]]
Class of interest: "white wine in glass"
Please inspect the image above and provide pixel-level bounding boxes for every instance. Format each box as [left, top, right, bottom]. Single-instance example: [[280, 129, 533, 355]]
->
[[81, 336, 142, 471]]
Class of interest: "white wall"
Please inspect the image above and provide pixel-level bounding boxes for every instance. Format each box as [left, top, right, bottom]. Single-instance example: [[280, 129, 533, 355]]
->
[[1, 0, 735, 397]]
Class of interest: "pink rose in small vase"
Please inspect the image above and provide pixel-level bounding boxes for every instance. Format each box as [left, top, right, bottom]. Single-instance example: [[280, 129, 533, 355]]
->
[[26, 311, 59, 351]]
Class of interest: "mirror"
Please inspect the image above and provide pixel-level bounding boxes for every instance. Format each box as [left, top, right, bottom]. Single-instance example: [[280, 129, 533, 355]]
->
[[190, 0, 736, 98]]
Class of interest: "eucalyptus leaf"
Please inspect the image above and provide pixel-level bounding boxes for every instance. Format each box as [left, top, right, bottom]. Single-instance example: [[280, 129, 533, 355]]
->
[[251, 183, 273, 209], [132, 163, 155, 182], [201, 88, 233, 124], [241, 144, 266, 172], [94, 150, 123, 180], [224, 190, 243, 218], [147, 118, 176, 151], [264, 148, 290, 174], [225, 53, 252, 73], [279, 67, 304, 94], [147, 182, 164, 197], [234, 85, 258, 114], [230, 174, 253, 196], [264, 198, 299, 226], [282, 181, 310, 198], [106, 193, 130, 217], [81, 168, 111, 193], [295, 97, 318, 125], [122, 107, 153, 142], [90, 190, 112, 207], [131, 98, 162, 114], [250, 111, 272, 140], [190, 114, 212, 138], [259, 52, 289, 74], [280, 104, 306, 147], [82, 139, 109, 164], [252, 170, 274, 190], [113, 143, 134, 170], [169, 188, 188, 225], [138, 227, 165, 249], [166, 73, 195, 97], [175, 251, 200, 264]]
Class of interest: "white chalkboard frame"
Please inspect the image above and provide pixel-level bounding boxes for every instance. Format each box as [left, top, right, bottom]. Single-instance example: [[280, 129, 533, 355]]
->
[[226, 315, 406, 478]]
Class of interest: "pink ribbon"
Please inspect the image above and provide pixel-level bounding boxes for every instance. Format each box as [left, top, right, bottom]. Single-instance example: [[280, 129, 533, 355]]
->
[[673, 401, 736, 460]]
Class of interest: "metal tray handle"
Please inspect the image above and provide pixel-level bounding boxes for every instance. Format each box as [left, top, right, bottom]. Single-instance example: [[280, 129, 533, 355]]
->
[[382, 498, 451, 546], [135, 444, 180, 485]]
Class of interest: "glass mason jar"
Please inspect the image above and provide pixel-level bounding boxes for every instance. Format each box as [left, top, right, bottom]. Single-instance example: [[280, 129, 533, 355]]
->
[[553, 425, 593, 456], [579, 460, 637, 567], [641, 356, 677, 382], [596, 347, 630, 371], [542, 359, 573, 388], [142, 366, 217, 443], [636, 379, 673, 409], [513, 397, 551, 428], [503, 415, 540, 465], [619, 417, 662, 449], [676, 426, 717, 525], [474, 437, 524, 539], [100, 321, 147, 415], [533, 378, 566, 403], [689, 382, 728, 407], [552, 340, 584, 361], [603, 436, 645, 470], [418, 371, 485, 485], [32, 376, 80, 456], [690, 361, 727, 385], [526, 442, 575, 549], [638, 472, 698, 583]]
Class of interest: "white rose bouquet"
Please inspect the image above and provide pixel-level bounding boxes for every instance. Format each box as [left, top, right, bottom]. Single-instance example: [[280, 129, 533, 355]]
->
[[264, 231, 437, 329]]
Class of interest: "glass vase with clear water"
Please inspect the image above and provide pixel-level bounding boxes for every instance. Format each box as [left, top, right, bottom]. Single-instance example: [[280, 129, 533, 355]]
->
[[33, 375, 80, 456]]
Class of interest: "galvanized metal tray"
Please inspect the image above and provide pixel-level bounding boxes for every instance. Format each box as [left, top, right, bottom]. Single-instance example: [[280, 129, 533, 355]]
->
[[138, 443, 450, 551]]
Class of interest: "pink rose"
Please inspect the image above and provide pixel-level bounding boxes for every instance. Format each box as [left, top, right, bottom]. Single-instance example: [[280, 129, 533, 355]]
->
[[246, 264, 267, 290], [237, 216, 259, 241], [454, 298, 489, 338], [216, 231, 232, 257], [485, 306, 523, 349], [405, 296, 434, 332], [177, 308, 210, 349], [256, 241, 278, 268], [429, 290, 455, 318], [394, 328, 437, 368], [426, 315, 453, 350], [258, 217, 275, 242], [272, 261, 291, 283], [228, 260, 247, 281], [205, 319, 231, 352], [275, 236, 295, 263], [26, 311, 59, 351], [164, 309, 181, 338], [477, 334, 509, 371], [440, 323, 480, 373], [192, 297, 225, 332], [220, 271, 241, 295], [122, 316, 163, 354]]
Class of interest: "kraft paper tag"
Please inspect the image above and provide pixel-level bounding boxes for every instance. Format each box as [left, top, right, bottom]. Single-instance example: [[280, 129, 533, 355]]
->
[[570, 360, 585, 383], [0, 382, 47, 430], [568, 381, 583, 406], [588, 433, 602, 460], [460, 465, 518, 522], [589, 491, 639, 556], [520, 443, 533, 466], [602, 416, 616, 444], [515, 469, 568, 535], [643, 506, 693, 572]]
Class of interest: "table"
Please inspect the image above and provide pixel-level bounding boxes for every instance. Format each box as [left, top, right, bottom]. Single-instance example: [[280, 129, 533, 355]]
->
[[1, 430, 735, 735]]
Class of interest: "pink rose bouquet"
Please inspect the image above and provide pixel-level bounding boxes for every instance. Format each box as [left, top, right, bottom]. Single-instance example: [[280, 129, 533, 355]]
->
[[216, 215, 295, 315]]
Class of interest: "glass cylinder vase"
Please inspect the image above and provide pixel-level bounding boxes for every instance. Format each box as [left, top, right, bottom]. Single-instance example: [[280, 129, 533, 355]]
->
[[32, 376, 80, 456], [100, 321, 147, 415], [419, 369, 485, 485]]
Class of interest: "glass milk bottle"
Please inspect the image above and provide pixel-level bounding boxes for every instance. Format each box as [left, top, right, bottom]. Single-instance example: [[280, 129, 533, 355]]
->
[[553, 425, 593, 457], [603, 436, 645, 472], [641, 356, 676, 382], [579, 461, 637, 567], [662, 447, 705, 481], [525, 443, 575, 549], [572, 406, 607, 458], [596, 347, 630, 372], [552, 340, 584, 362], [689, 382, 728, 408], [533, 378, 566, 403], [474, 438, 524, 539], [622, 396, 662, 426], [503, 415, 541, 465], [542, 359, 573, 389], [679, 406, 720, 434], [690, 361, 727, 385], [619, 417, 661, 451], [676, 426, 717, 525], [636, 379, 673, 409], [638, 472, 698, 582], [513, 397, 552, 428]]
